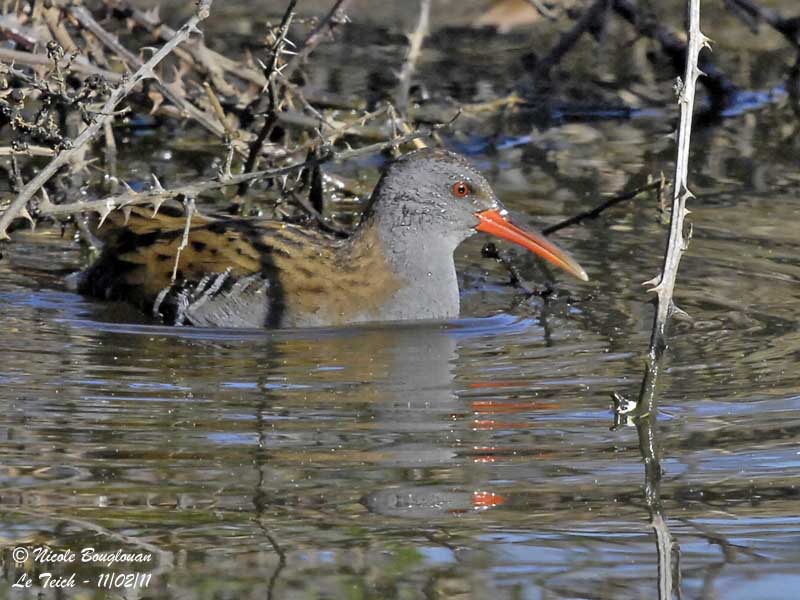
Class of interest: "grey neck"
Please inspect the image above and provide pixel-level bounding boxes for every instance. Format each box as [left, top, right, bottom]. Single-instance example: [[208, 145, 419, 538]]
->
[[361, 209, 470, 322]]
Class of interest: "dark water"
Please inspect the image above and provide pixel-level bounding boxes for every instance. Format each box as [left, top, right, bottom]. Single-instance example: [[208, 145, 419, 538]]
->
[[2, 2, 800, 599]]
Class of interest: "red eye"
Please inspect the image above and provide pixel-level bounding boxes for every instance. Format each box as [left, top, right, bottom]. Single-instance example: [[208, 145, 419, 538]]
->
[[452, 181, 470, 198]]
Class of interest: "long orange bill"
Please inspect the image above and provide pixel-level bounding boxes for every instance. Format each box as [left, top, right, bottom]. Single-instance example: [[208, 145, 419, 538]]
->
[[476, 209, 588, 281]]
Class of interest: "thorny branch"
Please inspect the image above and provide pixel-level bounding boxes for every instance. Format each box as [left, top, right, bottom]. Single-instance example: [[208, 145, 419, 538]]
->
[[0, 0, 458, 242], [283, 0, 355, 81], [33, 125, 445, 222], [611, 4, 708, 598], [643, 0, 709, 366], [237, 0, 299, 198], [0, 0, 215, 240]]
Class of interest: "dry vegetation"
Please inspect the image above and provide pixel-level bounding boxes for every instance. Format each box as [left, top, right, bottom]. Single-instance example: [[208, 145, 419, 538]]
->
[[0, 0, 458, 247], [1, 0, 796, 245]]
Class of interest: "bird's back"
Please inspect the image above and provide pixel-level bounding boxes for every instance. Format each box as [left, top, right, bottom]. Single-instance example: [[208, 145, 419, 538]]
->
[[74, 204, 401, 328]]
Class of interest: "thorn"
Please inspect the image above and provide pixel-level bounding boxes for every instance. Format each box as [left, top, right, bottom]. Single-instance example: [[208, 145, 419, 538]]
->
[[19, 207, 35, 228], [151, 173, 165, 192], [122, 180, 137, 195], [670, 302, 692, 323], [151, 197, 165, 217], [97, 199, 115, 228], [121, 205, 132, 225], [642, 273, 663, 293], [283, 37, 297, 48], [642, 275, 660, 288]]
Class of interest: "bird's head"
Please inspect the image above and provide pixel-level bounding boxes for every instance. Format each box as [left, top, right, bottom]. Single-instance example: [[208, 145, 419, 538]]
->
[[367, 148, 588, 281]]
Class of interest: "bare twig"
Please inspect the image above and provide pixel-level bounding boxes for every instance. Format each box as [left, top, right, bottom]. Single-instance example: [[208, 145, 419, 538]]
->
[[543, 177, 665, 235], [283, 0, 355, 80], [725, 0, 800, 47], [396, 0, 432, 116], [0, 47, 123, 81], [172, 198, 195, 283], [534, 0, 610, 79], [0, 0, 215, 239], [481, 242, 542, 295], [0, 146, 56, 157]]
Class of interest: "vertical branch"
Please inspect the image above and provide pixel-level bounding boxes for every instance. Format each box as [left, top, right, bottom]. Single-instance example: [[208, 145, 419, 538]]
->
[[643, 0, 710, 364], [396, 0, 432, 116], [634, 414, 680, 600], [613, 4, 706, 598], [238, 0, 298, 197]]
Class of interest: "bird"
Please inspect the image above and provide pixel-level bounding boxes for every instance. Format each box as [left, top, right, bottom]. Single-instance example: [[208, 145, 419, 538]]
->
[[72, 148, 587, 328]]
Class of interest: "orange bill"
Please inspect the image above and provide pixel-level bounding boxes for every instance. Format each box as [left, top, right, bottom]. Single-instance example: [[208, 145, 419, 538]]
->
[[476, 209, 588, 281]]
